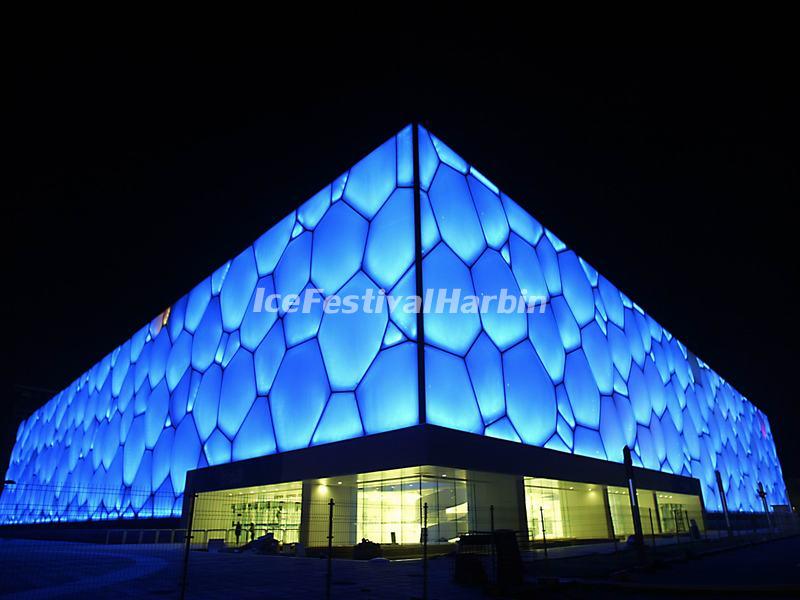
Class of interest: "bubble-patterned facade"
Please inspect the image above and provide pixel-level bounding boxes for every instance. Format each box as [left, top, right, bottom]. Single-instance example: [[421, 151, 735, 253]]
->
[[1, 125, 787, 524]]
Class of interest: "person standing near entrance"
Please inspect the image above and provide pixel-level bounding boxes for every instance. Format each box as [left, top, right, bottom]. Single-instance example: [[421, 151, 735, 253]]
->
[[235, 520, 242, 546]]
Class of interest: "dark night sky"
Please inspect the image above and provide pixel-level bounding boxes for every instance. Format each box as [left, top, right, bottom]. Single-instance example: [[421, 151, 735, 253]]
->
[[9, 42, 799, 481]]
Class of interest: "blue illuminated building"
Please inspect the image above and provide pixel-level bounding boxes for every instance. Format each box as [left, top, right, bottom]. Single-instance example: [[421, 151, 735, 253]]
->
[[1, 125, 788, 540]]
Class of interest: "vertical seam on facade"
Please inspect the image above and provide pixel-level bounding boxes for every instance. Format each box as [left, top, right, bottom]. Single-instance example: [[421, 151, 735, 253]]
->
[[412, 122, 427, 424]]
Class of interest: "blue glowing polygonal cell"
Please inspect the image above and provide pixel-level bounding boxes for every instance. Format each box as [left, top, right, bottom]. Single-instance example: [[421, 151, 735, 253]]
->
[[558, 251, 594, 327], [145, 381, 169, 449], [130, 325, 148, 362], [564, 350, 600, 429], [428, 164, 486, 265], [298, 186, 331, 230], [111, 341, 131, 397], [471, 250, 527, 350], [426, 346, 483, 434], [557, 414, 574, 449], [232, 397, 276, 461], [168, 296, 188, 343], [423, 243, 481, 355], [148, 330, 171, 388], [203, 429, 230, 466], [211, 261, 230, 295], [312, 393, 364, 446], [681, 413, 699, 460], [581, 321, 614, 395], [527, 304, 565, 383], [644, 360, 666, 417], [662, 415, 684, 473], [101, 416, 120, 469], [382, 322, 405, 348], [191, 364, 222, 443], [134, 344, 151, 393], [356, 342, 418, 434], [270, 339, 330, 451], [627, 364, 651, 425], [612, 394, 636, 448], [417, 126, 439, 190], [343, 135, 396, 219], [468, 174, 509, 249], [240, 276, 277, 351], [623, 308, 646, 368], [318, 272, 388, 390], [283, 286, 324, 347], [420, 191, 440, 254], [166, 331, 192, 391], [219, 332, 239, 367], [599, 396, 625, 463], [606, 323, 632, 380], [191, 297, 223, 372], [131, 451, 152, 508], [364, 187, 414, 290], [123, 416, 145, 486], [579, 258, 599, 287], [545, 434, 571, 453], [254, 321, 285, 395], [151, 426, 174, 490], [504, 341, 556, 446], [254, 212, 295, 276], [509, 233, 549, 303], [665, 383, 683, 431], [634, 311, 652, 354], [573, 427, 606, 461], [649, 415, 667, 464], [274, 231, 311, 300], [651, 341, 670, 384], [397, 125, 413, 186], [170, 416, 201, 495], [485, 417, 521, 443], [311, 202, 368, 294], [502, 193, 543, 246], [465, 333, 505, 425], [551, 296, 581, 352], [389, 266, 417, 341], [431, 132, 468, 173], [218, 349, 257, 439], [220, 248, 258, 332]]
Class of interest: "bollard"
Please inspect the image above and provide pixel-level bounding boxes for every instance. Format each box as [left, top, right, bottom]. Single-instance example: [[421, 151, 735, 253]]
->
[[326, 498, 334, 600]]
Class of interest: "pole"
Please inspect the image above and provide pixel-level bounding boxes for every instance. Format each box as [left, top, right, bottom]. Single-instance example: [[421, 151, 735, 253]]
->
[[423, 502, 428, 600], [179, 492, 196, 600], [326, 498, 334, 600], [539, 506, 548, 559], [622, 447, 645, 558], [715, 470, 732, 537], [757, 482, 772, 534]]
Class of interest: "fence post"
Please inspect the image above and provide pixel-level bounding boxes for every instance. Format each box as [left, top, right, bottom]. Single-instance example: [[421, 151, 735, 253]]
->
[[539, 506, 548, 559], [423, 502, 428, 600], [490, 504, 496, 582], [179, 492, 197, 600], [326, 498, 334, 600], [649, 508, 656, 548]]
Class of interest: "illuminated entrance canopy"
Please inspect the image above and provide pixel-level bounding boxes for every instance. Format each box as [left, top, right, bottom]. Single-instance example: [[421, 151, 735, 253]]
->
[[1, 125, 788, 525]]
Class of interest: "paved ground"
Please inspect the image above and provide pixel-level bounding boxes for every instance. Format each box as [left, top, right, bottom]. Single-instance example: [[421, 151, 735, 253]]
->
[[0, 534, 798, 598]]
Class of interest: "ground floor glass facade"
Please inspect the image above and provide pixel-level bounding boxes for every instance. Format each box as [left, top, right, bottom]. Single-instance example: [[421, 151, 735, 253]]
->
[[191, 466, 704, 549]]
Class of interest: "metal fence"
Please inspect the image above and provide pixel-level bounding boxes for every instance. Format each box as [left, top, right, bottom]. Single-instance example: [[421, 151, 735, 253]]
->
[[1, 482, 798, 598]]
